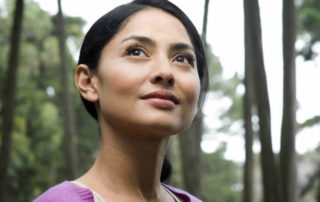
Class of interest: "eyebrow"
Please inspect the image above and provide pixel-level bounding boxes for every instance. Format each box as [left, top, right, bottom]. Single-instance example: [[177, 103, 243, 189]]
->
[[169, 43, 195, 54], [121, 35, 156, 46], [121, 35, 195, 53]]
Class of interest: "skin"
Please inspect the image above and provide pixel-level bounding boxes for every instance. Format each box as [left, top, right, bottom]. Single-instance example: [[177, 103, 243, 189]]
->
[[75, 8, 200, 202]]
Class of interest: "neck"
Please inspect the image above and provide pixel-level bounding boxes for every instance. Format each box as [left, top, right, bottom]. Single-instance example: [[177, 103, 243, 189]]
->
[[77, 120, 171, 201]]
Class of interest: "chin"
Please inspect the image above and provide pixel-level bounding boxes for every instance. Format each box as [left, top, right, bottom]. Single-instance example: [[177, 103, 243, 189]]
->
[[140, 117, 193, 136], [101, 107, 195, 137], [142, 111, 195, 134]]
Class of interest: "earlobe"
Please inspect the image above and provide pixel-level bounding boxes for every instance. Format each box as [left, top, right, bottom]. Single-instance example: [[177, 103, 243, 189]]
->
[[75, 64, 99, 102]]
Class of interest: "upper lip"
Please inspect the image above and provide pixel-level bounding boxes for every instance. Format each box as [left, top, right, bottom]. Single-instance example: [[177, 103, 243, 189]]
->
[[141, 90, 180, 104]]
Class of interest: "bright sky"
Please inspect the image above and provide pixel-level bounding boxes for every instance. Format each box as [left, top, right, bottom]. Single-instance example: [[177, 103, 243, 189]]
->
[[31, 0, 320, 162]]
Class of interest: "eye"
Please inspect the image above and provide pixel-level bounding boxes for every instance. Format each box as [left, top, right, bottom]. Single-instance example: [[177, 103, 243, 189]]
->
[[174, 54, 195, 67], [126, 45, 147, 57]]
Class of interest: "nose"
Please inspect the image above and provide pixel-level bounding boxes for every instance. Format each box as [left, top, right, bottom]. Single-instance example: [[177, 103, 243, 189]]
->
[[149, 58, 175, 86]]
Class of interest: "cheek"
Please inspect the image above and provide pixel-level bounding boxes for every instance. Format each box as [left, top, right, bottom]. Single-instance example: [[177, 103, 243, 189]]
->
[[102, 76, 139, 103], [96, 69, 143, 120], [181, 76, 201, 105], [178, 76, 201, 129], [99, 62, 147, 96]]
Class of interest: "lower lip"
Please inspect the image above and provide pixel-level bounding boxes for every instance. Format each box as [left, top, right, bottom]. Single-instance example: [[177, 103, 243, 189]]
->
[[143, 98, 176, 109]]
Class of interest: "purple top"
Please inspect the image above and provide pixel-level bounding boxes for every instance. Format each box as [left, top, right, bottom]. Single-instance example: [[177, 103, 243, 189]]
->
[[34, 181, 202, 202]]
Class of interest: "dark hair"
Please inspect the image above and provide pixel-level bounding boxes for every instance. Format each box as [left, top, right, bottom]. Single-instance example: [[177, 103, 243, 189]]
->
[[78, 0, 208, 182], [78, 0, 208, 120]]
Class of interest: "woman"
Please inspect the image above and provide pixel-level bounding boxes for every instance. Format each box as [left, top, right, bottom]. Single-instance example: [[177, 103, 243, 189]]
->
[[35, 0, 208, 201]]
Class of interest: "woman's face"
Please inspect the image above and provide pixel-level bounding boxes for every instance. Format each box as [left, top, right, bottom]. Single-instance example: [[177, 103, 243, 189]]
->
[[93, 8, 200, 136]]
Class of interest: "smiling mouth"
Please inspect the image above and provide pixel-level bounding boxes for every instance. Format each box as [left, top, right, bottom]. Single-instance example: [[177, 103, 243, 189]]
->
[[140, 90, 180, 109]]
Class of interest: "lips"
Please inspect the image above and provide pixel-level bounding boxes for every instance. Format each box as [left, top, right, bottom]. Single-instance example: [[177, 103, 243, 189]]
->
[[140, 90, 180, 107]]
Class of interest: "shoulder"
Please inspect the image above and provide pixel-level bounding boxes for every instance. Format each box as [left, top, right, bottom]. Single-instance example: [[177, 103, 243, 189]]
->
[[34, 181, 94, 202], [162, 184, 203, 202]]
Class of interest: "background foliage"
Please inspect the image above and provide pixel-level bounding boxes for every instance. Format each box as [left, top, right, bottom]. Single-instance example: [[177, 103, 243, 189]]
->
[[0, 1, 242, 201], [1, 0, 320, 201]]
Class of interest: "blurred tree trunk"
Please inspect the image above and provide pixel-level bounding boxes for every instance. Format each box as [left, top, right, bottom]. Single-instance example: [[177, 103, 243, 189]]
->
[[0, 0, 24, 200], [179, 115, 203, 198], [201, 0, 210, 46], [280, 0, 297, 202], [243, 1, 255, 201], [57, 0, 78, 179], [244, 0, 280, 202]]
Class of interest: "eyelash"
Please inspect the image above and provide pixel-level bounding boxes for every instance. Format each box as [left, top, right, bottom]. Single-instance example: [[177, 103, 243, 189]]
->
[[124, 44, 196, 67], [174, 54, 196, 67], [125, 45, 147, 57]]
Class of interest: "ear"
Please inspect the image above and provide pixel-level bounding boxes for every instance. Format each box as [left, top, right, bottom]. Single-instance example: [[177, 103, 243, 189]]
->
[[75, 64, 99, 102]]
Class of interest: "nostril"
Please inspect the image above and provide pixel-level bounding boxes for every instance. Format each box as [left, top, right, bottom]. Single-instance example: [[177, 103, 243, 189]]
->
[[155, 76, 163, 82], [168, 77, 174, 85], [151, 73, 175, 86]]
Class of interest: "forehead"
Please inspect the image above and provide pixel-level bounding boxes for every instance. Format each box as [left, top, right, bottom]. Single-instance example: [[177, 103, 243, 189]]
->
[[112, 7, 193, 46]]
